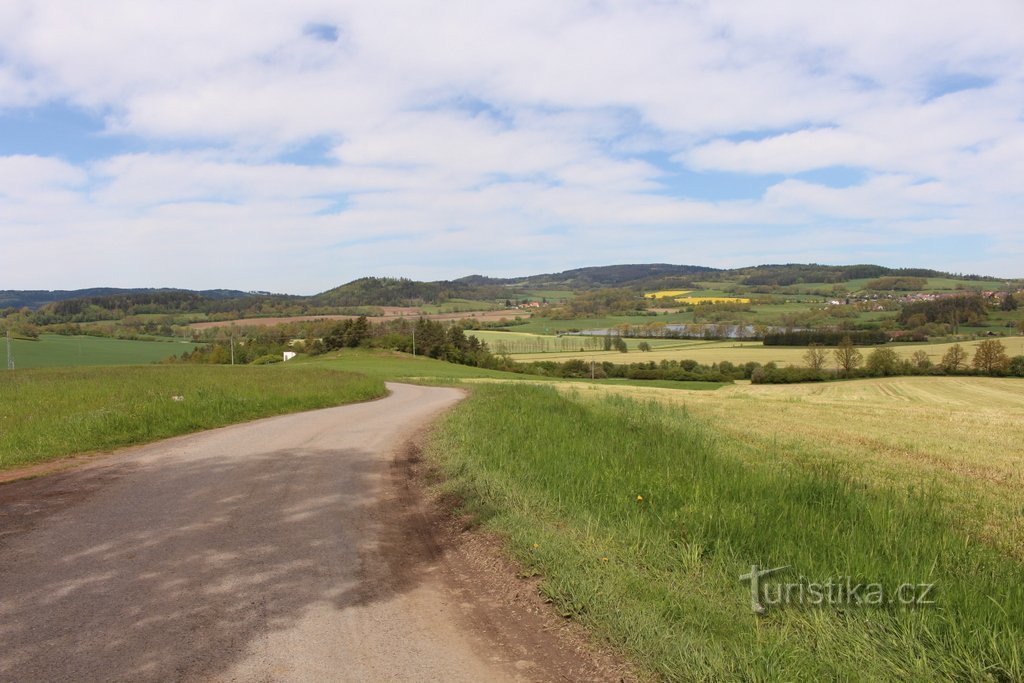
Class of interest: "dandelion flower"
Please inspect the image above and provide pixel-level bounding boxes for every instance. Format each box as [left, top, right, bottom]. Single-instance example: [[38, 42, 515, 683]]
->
[[636, 495, 644, 502], [532, 543, 539, 549]]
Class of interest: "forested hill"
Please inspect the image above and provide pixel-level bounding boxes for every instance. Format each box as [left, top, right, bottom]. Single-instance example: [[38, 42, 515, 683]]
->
[[0, 288, 253, 310], [2, 263, 1009, 317], [455, 263, 720, 288]]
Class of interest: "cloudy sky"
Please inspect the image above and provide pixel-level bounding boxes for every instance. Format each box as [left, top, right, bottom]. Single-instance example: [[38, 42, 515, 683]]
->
[[1, 1, 1022, 293]]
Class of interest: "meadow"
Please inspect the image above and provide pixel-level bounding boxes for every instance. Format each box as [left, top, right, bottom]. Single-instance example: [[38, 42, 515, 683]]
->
[[428, 378, 1024, 681], [303, 348, 727, 391], [6, 334, 198, 368], [470, 330, 698, 354], [0, 365, 385, 470]]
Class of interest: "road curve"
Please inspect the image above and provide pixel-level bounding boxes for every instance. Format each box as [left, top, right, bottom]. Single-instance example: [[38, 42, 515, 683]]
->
[[0, 382, 529, 682]]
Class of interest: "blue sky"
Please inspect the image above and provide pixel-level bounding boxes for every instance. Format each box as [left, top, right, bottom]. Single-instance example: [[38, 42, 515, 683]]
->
[[1, 1, 1022, 293]]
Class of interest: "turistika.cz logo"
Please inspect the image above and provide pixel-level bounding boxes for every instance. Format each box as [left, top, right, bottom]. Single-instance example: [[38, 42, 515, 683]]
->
[[739, 565, 936, 615]]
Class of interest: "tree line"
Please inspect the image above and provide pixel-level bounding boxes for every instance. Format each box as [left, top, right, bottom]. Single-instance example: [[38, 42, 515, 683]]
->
[[752, 338, 1024, 383]]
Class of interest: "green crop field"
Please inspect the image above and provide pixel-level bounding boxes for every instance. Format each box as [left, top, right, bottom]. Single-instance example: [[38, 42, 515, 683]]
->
[[0, 365, 385, 471], [6, 334, 199, 368], [428, 377, 1024, 680]]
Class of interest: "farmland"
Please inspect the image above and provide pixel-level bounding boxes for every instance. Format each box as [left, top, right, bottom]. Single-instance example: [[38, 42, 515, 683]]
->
[[3, 263, 1024, 680], [428, 376, 1024, 680], [470, 329, 697, 353], [505, 335, 1024, 366], [6, 334, 199, 368], [302, 348, 727, 391]]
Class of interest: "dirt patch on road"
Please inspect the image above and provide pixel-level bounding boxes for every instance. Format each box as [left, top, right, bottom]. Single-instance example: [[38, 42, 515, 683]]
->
[[384, 435, 641, 682]]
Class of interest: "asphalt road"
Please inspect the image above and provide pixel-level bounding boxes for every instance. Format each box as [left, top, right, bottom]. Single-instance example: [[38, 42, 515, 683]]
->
[[0, 382, 533, 682]]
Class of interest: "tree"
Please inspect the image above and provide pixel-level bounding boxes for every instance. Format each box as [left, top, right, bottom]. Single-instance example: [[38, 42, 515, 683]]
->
[[803, 343, 827, 371], [613, 336, 628, 353], [941, 343, 967, 372], [637, 341, 651, 352], [972, 339, 1009, 375], [833, 336, 862, 376], [911, 350, 931, 369], [866, 347, 900, 376], [1001, 294, 1018, 311], [1008, 356, 1024, 377]]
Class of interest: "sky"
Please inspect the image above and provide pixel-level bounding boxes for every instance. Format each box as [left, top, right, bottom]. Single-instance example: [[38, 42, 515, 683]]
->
[[1, 1, 1022, 294]]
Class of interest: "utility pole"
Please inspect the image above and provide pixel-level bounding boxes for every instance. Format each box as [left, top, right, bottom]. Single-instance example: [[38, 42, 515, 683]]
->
[[412, 327, 416, 356], [6, 329, 13, 370], [230, 335, 235, 365]]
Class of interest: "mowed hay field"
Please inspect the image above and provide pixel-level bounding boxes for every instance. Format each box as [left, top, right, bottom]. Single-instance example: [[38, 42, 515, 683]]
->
[[508, 336, 1024, 366], [567, 376, 1024, 560], [432, 376, 1024, 680]]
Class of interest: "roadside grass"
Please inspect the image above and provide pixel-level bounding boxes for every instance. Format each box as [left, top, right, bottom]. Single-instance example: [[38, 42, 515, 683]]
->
[[7, 334, 200, 368], [428, 383, 1024, 681], [0, 365, 385, 470], [574, 376, 1024, 561]]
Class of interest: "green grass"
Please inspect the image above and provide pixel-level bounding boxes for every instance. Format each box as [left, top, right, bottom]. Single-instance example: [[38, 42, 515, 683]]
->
[[300, 348, 525, 381], [0, 365, 385, 470], [7, 334, 198, 368], [300, 348, 728, 391], [471, 330, 697, 353], [519, 289, 575, 301], [429, 384, 1024, 681]]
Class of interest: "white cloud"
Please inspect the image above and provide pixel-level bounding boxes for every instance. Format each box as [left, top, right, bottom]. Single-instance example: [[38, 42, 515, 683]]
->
[[0, 0, 1022, 288]]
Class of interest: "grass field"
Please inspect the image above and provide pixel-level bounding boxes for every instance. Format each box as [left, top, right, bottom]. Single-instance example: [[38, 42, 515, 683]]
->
[[302, 349, 727, 391], [7, 334, 198, 368], [301, 348, 524, 381], [499, 312, 696, 334], [0, 365, 385, 470], [470, 330, 699, 353], [428, 378, 1024, 680], [518, 289, 574, 301], [509, 336, 1024, 366]]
